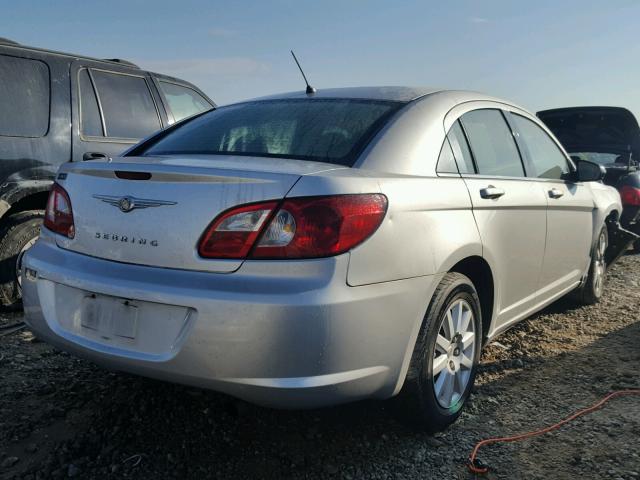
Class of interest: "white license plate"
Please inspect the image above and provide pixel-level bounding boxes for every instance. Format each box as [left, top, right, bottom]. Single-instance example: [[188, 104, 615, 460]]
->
[[81, 294, 139, 340]]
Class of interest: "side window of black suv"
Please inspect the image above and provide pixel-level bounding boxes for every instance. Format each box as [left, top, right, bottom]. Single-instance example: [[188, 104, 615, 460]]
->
[[79, 68, 162, 140], [0, 55, 50, 137], [157, 80, 212, 123]]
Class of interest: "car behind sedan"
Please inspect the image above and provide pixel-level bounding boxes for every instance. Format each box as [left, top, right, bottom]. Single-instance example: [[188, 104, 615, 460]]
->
[[537, 106, 640, 252], [23, 87, 623, 431]]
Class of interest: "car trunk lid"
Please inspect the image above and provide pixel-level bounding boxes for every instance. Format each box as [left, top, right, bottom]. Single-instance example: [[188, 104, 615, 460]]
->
[[54, 155, 341, 273]]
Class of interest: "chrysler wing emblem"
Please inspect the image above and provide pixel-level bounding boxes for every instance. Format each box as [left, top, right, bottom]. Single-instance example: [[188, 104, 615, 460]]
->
[[93, 195, 177, 213]]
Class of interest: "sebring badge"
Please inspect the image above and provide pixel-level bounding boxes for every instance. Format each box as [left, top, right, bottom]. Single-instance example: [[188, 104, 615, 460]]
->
[[93, 195, 177, 213]]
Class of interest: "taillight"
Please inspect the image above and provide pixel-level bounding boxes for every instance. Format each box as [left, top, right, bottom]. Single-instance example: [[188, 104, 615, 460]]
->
[[620, 185, 640, 206], [197, 194, 387, 259], [252, 195, 387, 258], [44, 183, 75, 238], [198, 201, 278, 259]]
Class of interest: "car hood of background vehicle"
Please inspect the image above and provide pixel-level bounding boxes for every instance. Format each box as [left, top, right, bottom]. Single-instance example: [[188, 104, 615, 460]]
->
[[537, 106, 640, 163]]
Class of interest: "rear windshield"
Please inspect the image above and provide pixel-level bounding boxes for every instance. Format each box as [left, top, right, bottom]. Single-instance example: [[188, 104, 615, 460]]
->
[[141, 99, 403, 166]]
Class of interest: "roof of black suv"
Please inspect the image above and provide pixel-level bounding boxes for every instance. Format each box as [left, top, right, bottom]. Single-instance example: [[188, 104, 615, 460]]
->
[[1, 37, 146, 72], [0, 37, 214, 104]]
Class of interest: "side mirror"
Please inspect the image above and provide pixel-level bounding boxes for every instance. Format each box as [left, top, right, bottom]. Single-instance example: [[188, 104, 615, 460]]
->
[[571, 159, 606, 182]]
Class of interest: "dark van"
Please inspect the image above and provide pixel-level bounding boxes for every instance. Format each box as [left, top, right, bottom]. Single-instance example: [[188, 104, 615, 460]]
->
[[0, 38, 215, 307]]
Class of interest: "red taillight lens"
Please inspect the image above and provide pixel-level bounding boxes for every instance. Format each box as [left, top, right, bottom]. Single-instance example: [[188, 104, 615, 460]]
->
[[197, 194, 387, 260], [252, 195, 387, 258], [620, 185, 640, 206], [198, 201, 278, 258], [44, 183, 75, 238]]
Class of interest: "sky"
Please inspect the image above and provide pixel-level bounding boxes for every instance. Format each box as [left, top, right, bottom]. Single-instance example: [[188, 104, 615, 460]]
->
[[3, 0, 640, 116]]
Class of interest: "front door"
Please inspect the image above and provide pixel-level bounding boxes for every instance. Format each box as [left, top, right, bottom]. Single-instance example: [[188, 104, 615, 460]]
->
[[507, 112, 594, 298]]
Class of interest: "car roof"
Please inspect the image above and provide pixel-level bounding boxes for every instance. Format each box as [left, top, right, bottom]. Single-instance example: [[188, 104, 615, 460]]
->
[[0, 40, 142, 71], [239, 86, 520, 109], [249, 86, 444, 103]]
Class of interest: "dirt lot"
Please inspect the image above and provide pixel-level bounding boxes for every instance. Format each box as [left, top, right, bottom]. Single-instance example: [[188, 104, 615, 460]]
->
[[1, 253, 639, 480]]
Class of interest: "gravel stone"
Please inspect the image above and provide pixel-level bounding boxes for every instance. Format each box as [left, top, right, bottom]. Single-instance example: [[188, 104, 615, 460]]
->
[[1, 253, 639, 479]]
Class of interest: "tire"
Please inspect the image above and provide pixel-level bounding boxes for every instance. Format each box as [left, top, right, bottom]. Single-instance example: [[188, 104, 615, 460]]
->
[[394, 272, 483, 432], [633, 239, 640, 254], [573, 225, 608, 305], [0, 210, 44, 309]]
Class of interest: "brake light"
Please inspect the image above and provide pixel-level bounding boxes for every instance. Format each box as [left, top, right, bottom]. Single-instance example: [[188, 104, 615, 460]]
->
[[620, 185, 640, 206], [44, 183, 75, 238], [198, 202, 278, 259], [252, 195, 387, 258], [198, 194, 387, 259]]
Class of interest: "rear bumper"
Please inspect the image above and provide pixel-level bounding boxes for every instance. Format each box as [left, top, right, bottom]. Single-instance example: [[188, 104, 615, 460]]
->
[[22, 235, 438, 408]]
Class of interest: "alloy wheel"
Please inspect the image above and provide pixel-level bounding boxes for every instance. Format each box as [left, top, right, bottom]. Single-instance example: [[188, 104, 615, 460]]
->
[[593, 231, 607, 297], [432, 299, 476, 409]]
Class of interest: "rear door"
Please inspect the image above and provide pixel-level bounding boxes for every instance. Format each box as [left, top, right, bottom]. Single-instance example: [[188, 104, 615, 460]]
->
[[446, 106, 547, 332], [508, 112, 594, 296], [70, 60, 168, 162]]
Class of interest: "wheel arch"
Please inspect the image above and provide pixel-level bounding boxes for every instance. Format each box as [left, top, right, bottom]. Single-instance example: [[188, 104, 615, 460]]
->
[[448, 256, 495, 345], [0, 181, 52, 223]]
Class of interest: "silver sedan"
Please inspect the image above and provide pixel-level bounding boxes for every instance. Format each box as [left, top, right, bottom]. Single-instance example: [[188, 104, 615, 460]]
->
[[23, 87, 622, 431]]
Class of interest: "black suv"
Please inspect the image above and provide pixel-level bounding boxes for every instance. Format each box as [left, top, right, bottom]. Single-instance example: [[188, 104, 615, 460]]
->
[[0, 38, 215, 307]]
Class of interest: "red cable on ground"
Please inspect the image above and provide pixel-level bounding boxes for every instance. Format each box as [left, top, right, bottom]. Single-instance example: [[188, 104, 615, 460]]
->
[[468, 389, 640, 475]]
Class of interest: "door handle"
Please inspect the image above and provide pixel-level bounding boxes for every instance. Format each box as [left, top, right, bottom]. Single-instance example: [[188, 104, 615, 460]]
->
[[83, 151, 108, 161], [479, 185, 506, 199], [548, 188, 564, 199]]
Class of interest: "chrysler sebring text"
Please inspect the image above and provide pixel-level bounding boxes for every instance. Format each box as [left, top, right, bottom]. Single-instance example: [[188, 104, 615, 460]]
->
[[23, 87, 623, 431]]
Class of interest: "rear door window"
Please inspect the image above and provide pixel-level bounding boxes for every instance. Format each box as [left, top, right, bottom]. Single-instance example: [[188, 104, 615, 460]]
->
[[158, 81, 212, 122], [78, 69, 103, 137], [91, 70, 161, 139], [460, 109, 525, 177], [509, 113, 571, 180], [436, 139, 459, 174], [447, 121, 476, 174], [0, 55, 50, 137]]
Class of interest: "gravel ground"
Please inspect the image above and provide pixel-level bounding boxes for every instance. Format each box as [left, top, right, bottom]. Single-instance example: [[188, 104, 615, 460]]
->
[[1, 253, 639, 480]]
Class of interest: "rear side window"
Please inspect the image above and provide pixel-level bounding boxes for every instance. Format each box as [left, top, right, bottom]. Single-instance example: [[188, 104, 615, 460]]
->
[[447, 121, 475, 174], [78, 69, 103, 137], [91, 70, 161, 139], [0, 55, 50, 137], [141, 99, 402, 166], [158, 81, 211, 122], [460, 109, 524, 177], [510, 114, 571, 180], [436, 139, 459, 174]]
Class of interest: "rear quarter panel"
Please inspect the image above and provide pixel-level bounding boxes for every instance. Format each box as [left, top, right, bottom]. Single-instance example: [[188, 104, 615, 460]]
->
[[287, 171, 481, 286]]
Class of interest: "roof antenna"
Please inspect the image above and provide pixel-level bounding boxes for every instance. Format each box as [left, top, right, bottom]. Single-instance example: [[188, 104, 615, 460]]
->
[[290, 50, 316, 95]]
